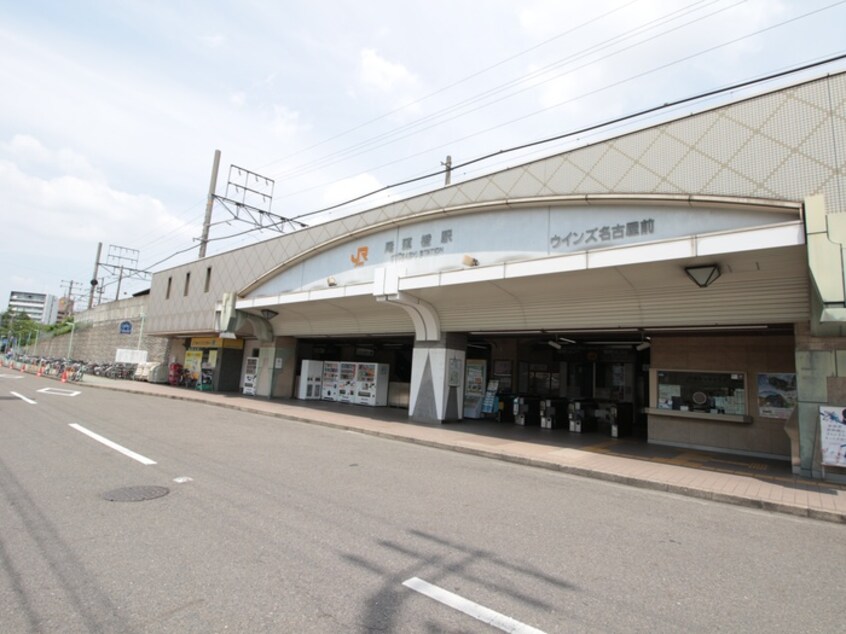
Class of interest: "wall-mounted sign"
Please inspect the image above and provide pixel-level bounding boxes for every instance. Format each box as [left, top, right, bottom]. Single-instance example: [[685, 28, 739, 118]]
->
[[119, 321, 132, 335], [250, 205, 796, 297], [190, 337, 244, 349], [820, 406, 846, 467], [350, 246, 369, 267]]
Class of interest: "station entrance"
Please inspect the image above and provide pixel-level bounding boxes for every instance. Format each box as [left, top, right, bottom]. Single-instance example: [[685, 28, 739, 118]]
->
[[293, 330, 651, 440]]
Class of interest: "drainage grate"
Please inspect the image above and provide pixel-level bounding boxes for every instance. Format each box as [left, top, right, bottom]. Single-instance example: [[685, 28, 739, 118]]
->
[[102, 486, 170, 502]]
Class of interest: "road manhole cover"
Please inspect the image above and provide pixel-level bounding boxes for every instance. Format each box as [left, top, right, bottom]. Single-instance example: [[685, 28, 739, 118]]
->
[[102, 486, 170, 502]]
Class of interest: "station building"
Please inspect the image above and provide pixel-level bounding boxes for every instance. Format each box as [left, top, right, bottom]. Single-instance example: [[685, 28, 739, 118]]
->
[[145, 70, 846, 483]]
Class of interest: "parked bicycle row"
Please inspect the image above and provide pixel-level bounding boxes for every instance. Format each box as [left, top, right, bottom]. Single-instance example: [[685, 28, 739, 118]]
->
[[3, 354, 141, 382]]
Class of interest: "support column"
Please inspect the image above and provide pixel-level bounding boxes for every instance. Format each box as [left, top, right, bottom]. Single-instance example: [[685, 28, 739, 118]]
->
[[255, 336, 297, 398], [271, 336, 297, 398], [409, 333, 467, 423]]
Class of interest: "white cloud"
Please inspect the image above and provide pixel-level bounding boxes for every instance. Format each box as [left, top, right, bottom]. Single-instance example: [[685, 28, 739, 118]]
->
[[0, 158, 174, 244], [0, 136, 197, 301], [199, 34, 226, 48], [230, 91, 247, 107], [359, 48, 413, 92], [322, 173, 388, 207], [358, 49, 423, 112], [2, 134, 105, 182], [271, 104, 306, 138]]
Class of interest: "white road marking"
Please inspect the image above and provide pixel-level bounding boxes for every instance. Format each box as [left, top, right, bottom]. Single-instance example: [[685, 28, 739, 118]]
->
[[10, 392, 36, 404], [0, 374, 24, 380], [37, 387, 80, 397], [173, 476, 193, 483], [402, 577, 546, 634], [69, 423, 157, 466]]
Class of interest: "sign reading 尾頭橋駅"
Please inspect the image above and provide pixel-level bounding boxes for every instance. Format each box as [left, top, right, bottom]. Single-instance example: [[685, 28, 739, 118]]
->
[[249, 204, 795, 297]]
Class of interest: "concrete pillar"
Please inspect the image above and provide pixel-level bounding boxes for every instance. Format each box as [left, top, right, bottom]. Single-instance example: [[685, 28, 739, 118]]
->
[[409, 333, 466, 423], [255, 336, 297, 398], [271, 336, 297, 398]]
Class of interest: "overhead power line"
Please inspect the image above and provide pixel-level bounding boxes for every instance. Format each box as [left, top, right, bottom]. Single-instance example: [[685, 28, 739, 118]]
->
[[291, 50, 846, 222], [136, 1, 846, 273]]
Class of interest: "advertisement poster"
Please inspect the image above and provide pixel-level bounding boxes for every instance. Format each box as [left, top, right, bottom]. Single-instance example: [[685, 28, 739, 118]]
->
[[658, 384, 681, 409], [464, 360, 486, 395], [820, 406, 846, 467], [463, 360, 487, 419], [757, 373, 797, 419], [184, 349, 203, 380]]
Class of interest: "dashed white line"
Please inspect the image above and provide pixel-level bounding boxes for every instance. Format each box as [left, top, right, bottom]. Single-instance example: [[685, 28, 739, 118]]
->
[[10, 392, 36, 404], [69, 423, 157, 466], [402, 577, 546, 634]]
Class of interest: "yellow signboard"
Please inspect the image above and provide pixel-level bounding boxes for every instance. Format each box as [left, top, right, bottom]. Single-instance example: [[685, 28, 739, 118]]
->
[[190, 337, 244, 349]]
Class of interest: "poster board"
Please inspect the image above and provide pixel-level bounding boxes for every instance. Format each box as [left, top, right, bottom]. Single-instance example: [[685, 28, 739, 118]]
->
[[463, 359, 486, 419], [184, 349, 203, 381], [820, 406, 846, 467], [481, 380, 500, 415], [756, 373, 797, 419]]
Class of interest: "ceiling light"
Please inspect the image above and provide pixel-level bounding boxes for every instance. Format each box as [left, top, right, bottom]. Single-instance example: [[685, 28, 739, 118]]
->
[[685, 264, 721, 288]]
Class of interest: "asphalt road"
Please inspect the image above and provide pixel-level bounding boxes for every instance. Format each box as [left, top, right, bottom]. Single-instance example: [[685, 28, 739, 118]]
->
[[1, 372, 844, 633]]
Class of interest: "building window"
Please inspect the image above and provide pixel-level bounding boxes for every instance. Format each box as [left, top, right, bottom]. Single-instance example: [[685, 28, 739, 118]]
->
[[204, 267, 212, 293], [166, 277, 172, 299], [656, 370, 746, 415], [184, 272, 191, 296]]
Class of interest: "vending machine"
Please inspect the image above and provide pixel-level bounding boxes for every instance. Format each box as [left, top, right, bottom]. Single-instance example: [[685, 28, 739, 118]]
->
[[297, 359, 324, 400], [337, 362, 358, 403], [242, 357, 259, 395], [355, 362, 389, 406], [321, 361, 340, 401]]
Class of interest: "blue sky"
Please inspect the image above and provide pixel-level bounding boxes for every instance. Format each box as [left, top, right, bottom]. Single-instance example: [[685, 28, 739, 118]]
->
[[2, 0, 845, 310]]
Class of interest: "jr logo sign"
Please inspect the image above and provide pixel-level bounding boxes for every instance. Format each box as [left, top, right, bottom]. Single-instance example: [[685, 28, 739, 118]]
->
[[350, 246, 369, 267]]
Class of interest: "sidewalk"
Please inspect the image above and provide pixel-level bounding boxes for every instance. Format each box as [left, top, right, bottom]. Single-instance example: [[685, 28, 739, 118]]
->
[[42, 369, 846, 524]]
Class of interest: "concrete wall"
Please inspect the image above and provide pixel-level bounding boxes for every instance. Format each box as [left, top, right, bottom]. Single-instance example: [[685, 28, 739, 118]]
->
[[29, 297, 169, 364]]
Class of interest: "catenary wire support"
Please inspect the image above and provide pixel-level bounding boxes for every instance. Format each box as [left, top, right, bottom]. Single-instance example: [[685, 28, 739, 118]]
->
[[215, 164, 308, 234], [198, 156, 308, 256]]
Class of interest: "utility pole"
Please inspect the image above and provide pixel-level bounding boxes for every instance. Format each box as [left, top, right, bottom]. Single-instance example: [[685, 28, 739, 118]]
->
[[199, 149, 221, 258], [61, 280, 82, 318], [115, 265, 124, 301], [88, 242, 102, 309], [442, 155, 452, 186]]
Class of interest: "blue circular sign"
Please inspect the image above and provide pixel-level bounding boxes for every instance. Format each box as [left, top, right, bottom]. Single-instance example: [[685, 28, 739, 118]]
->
[[119, 320, 133, 334]]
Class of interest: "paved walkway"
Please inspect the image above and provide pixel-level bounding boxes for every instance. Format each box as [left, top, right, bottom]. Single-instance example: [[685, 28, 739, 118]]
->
[[13, 363, 846, 524]]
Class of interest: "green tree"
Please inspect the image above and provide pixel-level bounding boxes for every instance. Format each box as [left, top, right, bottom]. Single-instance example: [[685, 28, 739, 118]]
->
[[1, 310, 43, 352]]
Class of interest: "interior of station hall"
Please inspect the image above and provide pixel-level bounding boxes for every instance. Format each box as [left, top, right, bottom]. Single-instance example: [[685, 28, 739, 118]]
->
[[144, 66, 846, 482]]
